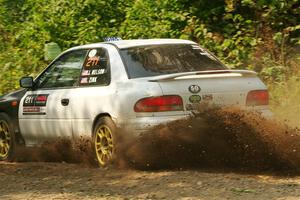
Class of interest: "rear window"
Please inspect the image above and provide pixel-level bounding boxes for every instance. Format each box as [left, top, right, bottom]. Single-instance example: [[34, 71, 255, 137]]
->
[[120, 44, 226, 78]]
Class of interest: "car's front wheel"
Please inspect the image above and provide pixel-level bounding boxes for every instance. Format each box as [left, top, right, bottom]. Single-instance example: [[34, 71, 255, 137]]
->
[[92, 117, 117, 167], [0, 113, 16, 161]]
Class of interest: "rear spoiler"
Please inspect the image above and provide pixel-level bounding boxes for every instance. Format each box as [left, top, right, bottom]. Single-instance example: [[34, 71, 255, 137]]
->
[[148, 70, 257, 82]]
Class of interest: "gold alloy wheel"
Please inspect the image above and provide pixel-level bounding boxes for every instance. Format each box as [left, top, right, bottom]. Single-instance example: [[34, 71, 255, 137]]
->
[[95, 125, 113, 166], [0, 120, 10, 159]]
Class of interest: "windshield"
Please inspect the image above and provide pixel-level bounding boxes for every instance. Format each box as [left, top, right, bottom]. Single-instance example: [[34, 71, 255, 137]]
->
[[120, 44, 226, 78]]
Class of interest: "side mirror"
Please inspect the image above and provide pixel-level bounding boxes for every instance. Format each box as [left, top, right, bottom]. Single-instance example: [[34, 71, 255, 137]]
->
[[20, 76, 34, 88]]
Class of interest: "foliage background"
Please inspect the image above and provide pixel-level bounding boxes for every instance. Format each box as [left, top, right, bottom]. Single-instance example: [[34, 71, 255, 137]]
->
[[0, 0, 299, 124]]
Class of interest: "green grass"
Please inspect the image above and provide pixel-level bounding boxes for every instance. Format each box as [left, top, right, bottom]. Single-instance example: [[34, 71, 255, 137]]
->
[[269, 76, 300, 127]]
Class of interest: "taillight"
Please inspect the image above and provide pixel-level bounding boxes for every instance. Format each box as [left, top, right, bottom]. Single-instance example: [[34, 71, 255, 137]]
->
[[246, 90, 269, 106], [134, 95, 183, 112]]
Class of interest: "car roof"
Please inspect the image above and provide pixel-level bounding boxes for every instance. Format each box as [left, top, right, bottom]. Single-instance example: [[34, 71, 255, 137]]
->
[[107, 39, 197, 49], [69, 39, 197, 51]]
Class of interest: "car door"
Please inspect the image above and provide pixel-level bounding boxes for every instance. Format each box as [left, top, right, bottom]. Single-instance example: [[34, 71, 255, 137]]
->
[[18, 49, 88, 146], [68, 47, 114, 139]]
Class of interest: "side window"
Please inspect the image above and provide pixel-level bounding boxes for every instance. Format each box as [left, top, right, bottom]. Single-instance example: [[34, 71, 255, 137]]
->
[[36, 50, 88, 89], [79, 48, 110, 86]]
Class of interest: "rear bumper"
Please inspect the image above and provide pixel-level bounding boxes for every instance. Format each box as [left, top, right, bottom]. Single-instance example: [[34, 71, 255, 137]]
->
[[258, 109, 273, 118], [117, 107, 273, 135], [246, 106, 273, 118], [117, 114, 190, 135]]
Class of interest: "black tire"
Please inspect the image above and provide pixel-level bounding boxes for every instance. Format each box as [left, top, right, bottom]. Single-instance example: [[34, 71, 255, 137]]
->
[[92, 116, 117, 167], [0, 113, 16, 161]]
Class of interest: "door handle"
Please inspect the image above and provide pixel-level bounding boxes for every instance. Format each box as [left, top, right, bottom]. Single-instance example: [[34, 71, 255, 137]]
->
[[61, 98, 69, 106]]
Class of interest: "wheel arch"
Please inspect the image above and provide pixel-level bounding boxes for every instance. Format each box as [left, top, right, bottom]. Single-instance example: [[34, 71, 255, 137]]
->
[[92, 113, 112, 135], [0, 111, 11, 120], [0, 111, 25, 145], [0, 112, 15, 129]]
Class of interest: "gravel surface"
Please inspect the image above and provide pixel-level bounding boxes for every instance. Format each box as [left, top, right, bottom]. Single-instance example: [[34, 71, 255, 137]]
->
[[1, 162, 300, 200]]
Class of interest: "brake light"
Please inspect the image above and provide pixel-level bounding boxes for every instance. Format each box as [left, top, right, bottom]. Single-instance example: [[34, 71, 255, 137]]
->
[[134, 95, 183, 112], [246, 90, 269, 106]]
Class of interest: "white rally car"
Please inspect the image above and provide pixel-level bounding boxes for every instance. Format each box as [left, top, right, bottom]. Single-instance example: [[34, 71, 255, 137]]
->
[[0, 39, 272, 166]]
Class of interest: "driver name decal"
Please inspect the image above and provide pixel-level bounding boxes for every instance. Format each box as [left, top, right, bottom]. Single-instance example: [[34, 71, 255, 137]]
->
[[80, 48, 109, 85]]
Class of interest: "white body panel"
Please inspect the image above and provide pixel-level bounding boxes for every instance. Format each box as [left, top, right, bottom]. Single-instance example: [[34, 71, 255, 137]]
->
[[18, 39, 272, 146], [19, 89, 73, 145], [157, 76, 266, 106]]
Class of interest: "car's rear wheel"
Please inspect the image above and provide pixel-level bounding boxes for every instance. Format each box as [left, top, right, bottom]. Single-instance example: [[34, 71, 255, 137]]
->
[[0, 113, 15, 161], [93, 117, 116, 167]]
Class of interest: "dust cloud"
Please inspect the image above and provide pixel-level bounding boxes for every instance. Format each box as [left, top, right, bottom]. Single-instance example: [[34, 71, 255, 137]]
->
[[14, 137, 96, 166], [14, 107, 300, 173], [115, 107, 300, 173]]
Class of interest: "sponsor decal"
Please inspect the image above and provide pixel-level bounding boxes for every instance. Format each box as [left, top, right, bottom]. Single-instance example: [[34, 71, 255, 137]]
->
[[80, 76, 98, 84], [88, 49, 97, 57], [80, 48, 108, 86], [23, 95, 36, 106], [89, 76, 97, 83], [189, 95, 202, 103], [186, 103, 193, 111], [81, 70, 91, 76], [85, 56, 100, 67], [24, 94, 48, 107], [188, 85, 201, 94], [23, 94, 48, 115], [91, 69, 106, 75], [35, 95, 48, 106], [191, 45, 216, 61], [80, 77, 88, 84], [23, 107, 40, 113], [202, 94, 213, 101], [82, 69, 106, 76], [185, 103, 200, 112], [23, 107, 46, 115]]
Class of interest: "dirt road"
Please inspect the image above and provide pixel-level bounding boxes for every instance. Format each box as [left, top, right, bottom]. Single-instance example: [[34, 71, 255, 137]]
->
[[1, 162, 300, 200], [2, 109, 300, 199]]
